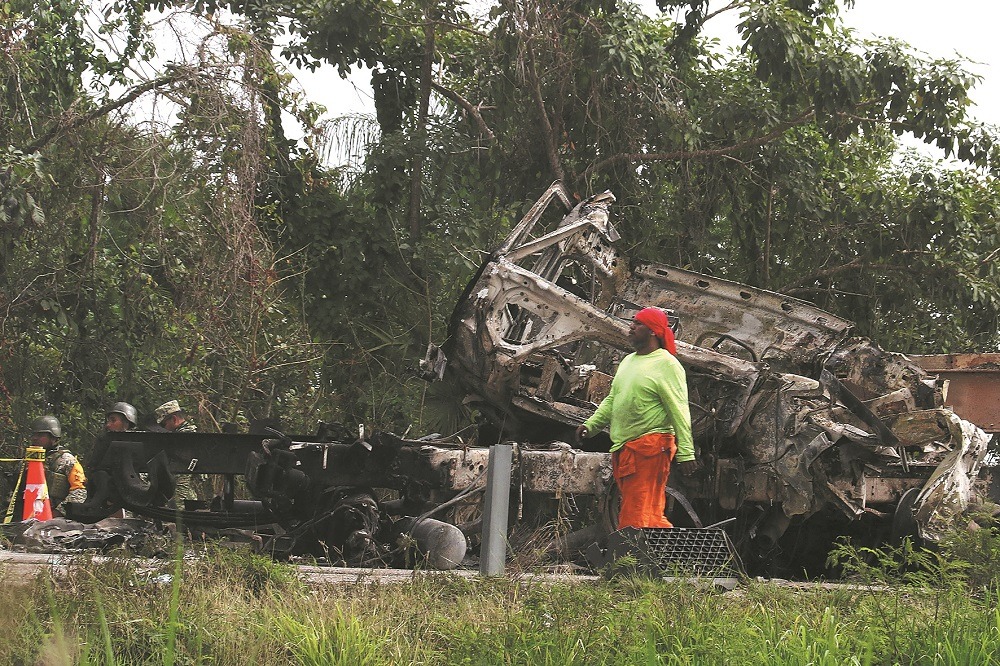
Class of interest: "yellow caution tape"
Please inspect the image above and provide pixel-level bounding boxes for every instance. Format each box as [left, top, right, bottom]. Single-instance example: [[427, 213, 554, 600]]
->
[[3, 461, 26, 524]]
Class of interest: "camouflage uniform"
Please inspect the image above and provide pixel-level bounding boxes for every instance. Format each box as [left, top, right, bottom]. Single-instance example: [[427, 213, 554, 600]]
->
[[45, 446, 87, 509], [172, 420, 200, 505]]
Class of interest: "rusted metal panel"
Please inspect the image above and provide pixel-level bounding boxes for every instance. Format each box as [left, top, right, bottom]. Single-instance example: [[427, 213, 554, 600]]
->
[[863, 475, 928, 505], [621, 264, 853, 372], [400, 445, 612, 495], [910, 354, 1000, 433], [519, 448, 611, 494], [399, 446, 492, 490]]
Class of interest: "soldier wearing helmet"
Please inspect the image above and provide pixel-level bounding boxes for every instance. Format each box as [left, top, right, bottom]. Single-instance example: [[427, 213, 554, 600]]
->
[[105, 402, 138, 433], [30, 415, 87, 513], [154, 399, 199, 505]]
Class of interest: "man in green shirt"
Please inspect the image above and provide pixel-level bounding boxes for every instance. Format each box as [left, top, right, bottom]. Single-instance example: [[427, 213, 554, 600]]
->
[[576, 307, 696, 528]]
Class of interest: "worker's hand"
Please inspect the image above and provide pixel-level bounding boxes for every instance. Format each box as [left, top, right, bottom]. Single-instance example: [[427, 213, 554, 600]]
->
[[674, 459, 701, 477], [575, 425, 589, 443]]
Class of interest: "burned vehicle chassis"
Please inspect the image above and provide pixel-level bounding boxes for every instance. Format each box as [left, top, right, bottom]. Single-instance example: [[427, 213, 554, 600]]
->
[[437, 181, 992, 573], [68, 428, 621, 568], [71, 429, 484, 565]]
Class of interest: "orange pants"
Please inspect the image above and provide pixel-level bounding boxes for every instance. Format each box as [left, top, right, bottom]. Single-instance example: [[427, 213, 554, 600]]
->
[[612, 432, 676, 529]]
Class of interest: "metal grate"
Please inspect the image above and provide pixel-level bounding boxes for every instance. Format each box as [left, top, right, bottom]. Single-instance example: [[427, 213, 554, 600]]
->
[[604, 526, 745, 580]]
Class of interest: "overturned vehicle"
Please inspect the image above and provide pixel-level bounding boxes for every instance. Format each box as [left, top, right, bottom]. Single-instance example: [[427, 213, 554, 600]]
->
[[66, 423, 617, 570], [437, 181, 994, 573], [66, 425, 485, 568]]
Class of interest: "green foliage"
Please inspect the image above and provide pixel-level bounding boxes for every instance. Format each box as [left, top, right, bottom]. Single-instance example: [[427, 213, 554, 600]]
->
[[6, 537, 1000, 664], [199, 544, 302, 597], [283, 0, 998, 361], [2, 0, 999, 460], [270, 612, 389, 666], [826, 530, 1000, 664], [0, 10, 333, 452], [827, 535, 970, 589], [935, 505, 1000, 591]]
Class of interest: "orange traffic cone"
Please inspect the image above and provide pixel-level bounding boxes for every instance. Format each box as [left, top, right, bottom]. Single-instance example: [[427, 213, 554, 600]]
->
[[22, 446, 53, 521]]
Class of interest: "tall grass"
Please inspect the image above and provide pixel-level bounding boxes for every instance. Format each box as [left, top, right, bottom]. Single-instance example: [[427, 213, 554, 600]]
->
[[163, 516, 184, 666], [4, 518, 1000, 665]]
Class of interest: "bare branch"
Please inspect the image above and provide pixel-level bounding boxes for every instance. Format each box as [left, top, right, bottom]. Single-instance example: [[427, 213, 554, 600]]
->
[[24, 68, 198, 154], [580, 108, 816, 182], [780, 256, 963, 295], [503, 0, 566, 183], [703, 1, 740, 23], [408, 17, 436, 238], [431, 82, 496, 144], [780, 258, 863, 293]]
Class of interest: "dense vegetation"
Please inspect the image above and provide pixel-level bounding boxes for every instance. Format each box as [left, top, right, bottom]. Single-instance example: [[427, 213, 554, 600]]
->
[[3, 521, 1000, 664], [2, 0, 999, 458]]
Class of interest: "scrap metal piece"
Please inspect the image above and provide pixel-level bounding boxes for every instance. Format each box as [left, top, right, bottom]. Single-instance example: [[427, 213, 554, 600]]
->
[[820, 368, 908, 472], [591, 526, 744, 586], [913, 411, 992, 540], [621, 264, 852, 372], [9, 517, 171, 555], [419, 343, 448, 382], [910, 354, 1000, 433]]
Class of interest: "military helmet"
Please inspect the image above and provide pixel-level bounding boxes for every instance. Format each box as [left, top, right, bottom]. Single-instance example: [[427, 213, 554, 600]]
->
[[31, 415, 62, 438], [107, 401, 138, 427]]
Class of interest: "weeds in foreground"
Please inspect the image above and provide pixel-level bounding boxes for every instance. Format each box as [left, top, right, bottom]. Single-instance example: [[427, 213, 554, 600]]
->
[[270, 611, 387, 665], [4, 516, 1000, 664], [162, 518, 183, 666]]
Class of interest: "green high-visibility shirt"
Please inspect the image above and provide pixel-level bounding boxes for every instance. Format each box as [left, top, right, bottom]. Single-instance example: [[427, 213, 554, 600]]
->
[[583, 348, 695, 461]]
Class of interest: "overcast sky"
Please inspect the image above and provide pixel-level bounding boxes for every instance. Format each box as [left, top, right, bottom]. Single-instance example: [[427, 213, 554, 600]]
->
[[303, 1, 999, 143], [843, 1, 996, 126]]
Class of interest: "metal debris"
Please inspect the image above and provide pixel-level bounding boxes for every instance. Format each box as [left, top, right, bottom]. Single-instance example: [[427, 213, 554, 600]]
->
[[588, 526, 744, 589], [438, 181, 992, 572], [2, 517, 172, 555]]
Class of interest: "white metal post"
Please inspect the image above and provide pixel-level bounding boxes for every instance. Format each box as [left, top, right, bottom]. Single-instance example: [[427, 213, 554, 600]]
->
[[479, 442, 513, 576]]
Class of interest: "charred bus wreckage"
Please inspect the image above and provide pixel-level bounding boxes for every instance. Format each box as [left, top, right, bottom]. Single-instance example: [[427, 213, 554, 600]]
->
[[436, 181, 993, 573], [60, 183, 993, 576]]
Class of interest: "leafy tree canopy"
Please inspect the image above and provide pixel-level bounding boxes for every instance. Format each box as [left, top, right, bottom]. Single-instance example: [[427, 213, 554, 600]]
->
[[0, 0, 997, 457]]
